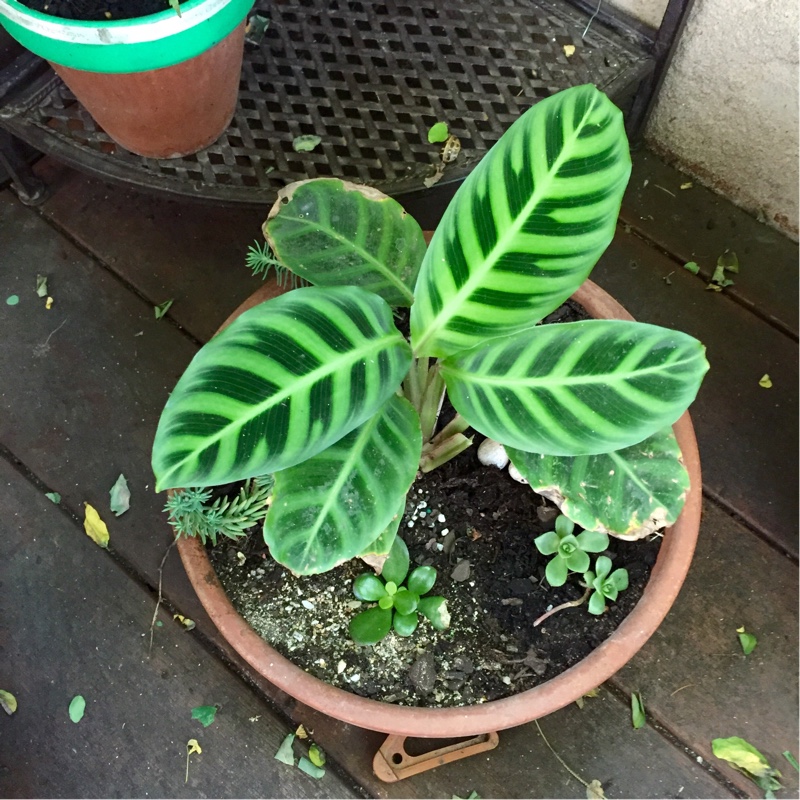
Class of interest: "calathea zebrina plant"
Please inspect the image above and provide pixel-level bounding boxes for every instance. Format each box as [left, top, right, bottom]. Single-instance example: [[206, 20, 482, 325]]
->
[[151, 84, 709, 576]]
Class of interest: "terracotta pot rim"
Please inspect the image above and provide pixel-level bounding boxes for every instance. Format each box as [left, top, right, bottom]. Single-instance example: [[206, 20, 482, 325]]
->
[[176, 278, 703, 737]]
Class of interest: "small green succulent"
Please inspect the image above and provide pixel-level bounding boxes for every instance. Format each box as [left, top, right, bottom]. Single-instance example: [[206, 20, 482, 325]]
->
[[534, 514, 609, 587], [584, 555, 629, 615], [349, 538, 449, 645]]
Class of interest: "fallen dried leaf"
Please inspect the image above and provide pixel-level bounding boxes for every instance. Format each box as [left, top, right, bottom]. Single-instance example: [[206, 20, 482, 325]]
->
[[83, 503, 110, 548], [274, 733, 296, 765], [586, 779, 606, 799], [186, 739, 202, 783], [191, 705, 217, 727], [427, 121, 449, 143], [109, 473, 130, 516], [563, 44, 576, 56], [292, 135, 321, 153], [759, 374, 773, 388], [423, 164, 445, 188], [69, 695, 85, 723], [0, 690, 17, 715], [154, 299, 173, 319]]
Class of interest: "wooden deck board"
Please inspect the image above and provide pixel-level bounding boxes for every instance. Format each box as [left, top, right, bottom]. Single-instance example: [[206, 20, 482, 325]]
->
[[620, 150, 798, 338], [611, 500, 799, 797], [0, 457, 360, 799]]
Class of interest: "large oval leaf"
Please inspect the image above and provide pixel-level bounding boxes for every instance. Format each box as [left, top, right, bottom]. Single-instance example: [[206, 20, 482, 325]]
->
[[411, 84, 631, 357], [152, 286, 411, 490], [263, 395, 422, 574], [264, 179, 426, 307], [441, 319, 708, 456], [507, 426, 691, 539]]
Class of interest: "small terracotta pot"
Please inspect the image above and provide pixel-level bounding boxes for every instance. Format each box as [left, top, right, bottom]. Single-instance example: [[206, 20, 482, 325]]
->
[[177, 278, 702, 738], [50, 20, 245, 159]]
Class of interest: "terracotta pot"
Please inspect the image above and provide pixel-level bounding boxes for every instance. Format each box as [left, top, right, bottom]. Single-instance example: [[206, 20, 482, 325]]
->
[[0, 0, 252, 158], [177, 278, 703, 738], [49, 20, 245, 159]]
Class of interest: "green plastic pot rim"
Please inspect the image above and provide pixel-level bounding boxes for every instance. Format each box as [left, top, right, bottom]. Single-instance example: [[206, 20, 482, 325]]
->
[[0, 0, 253, 71], [1, 0, 227, 43]]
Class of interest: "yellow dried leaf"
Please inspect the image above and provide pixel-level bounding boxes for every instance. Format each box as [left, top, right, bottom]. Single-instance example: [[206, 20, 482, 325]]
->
[[586, 779, 606, 799], [46, 296, 54, 309], [680, 181, 693, 189], [83, 503, 109, 548], [759, 374, 773, 388], [295, 724, 309, 739], [173, 614, 196, 631], [186, 738, 202, 783], [563, 44, 576, 57]]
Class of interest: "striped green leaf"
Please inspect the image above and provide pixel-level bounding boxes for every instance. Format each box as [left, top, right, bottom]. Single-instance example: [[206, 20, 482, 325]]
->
[[264, 179, 426, 307], [411, 84, 631, 357], [152, 286, 411, 490], [507, 426, 691, 539], [441, 319, 709, 456], [359, 498, 406, 562], [264, 395, 422, 574]]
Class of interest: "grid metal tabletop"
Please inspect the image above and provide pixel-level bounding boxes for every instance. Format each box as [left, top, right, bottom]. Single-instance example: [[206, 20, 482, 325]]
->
[[0, 0, 652, 205]]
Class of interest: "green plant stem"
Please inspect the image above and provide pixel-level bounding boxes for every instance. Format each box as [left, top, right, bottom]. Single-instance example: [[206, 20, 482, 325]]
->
[[420, 432, 473, 472], [418, 366, 446, 442], [403, 356, 429, 410], [148, 536, 177, 656], [533, 586, 592, 627], [429, 413, 470, 446], [534, 720, 590, 790]]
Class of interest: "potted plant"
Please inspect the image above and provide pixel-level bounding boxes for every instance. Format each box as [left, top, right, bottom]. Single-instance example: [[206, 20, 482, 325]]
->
[[0, 0, 253, 157], [151, 84, 708, 750]]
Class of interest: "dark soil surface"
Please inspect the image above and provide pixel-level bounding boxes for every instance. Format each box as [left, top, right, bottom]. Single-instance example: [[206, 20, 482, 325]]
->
[[20, 0, 183, 22], [210, 443, 661, 708]]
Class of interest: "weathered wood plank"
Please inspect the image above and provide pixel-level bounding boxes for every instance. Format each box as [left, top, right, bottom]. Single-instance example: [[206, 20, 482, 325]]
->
[[0, 456, 359, 799], [620, 150, 798, 337], [592, 231, 798, 554], [32, 158, 266, 343], [611, 500, 799, 798]]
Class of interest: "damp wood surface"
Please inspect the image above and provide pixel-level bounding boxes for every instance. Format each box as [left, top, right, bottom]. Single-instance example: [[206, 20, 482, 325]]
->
[[0, 147, 795, 798]]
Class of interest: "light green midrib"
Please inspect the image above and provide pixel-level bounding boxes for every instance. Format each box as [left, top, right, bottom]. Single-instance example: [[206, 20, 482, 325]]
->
[[293, 412, 383, 567], [413, 94, 601, 355], [279, 213, 415, 303], [159, 333, 404, 488], [610, 449, 667, 503]]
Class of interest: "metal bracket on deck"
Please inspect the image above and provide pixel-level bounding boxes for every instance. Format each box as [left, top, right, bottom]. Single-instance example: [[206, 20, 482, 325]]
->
[[372, 731, 500, 782]]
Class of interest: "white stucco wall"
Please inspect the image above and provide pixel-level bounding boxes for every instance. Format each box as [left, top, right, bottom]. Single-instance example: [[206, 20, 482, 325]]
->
[[609, 0, 799, 239]]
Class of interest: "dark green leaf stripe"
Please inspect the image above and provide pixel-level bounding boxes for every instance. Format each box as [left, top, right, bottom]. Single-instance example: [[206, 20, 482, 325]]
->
[[441, 319, 709, 456], [265, 179, 426, 307], [410, 84, 631, 358], [264, 395, 422, 574], [507, 427, 690, 537], [152, 287, 411, 490]]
